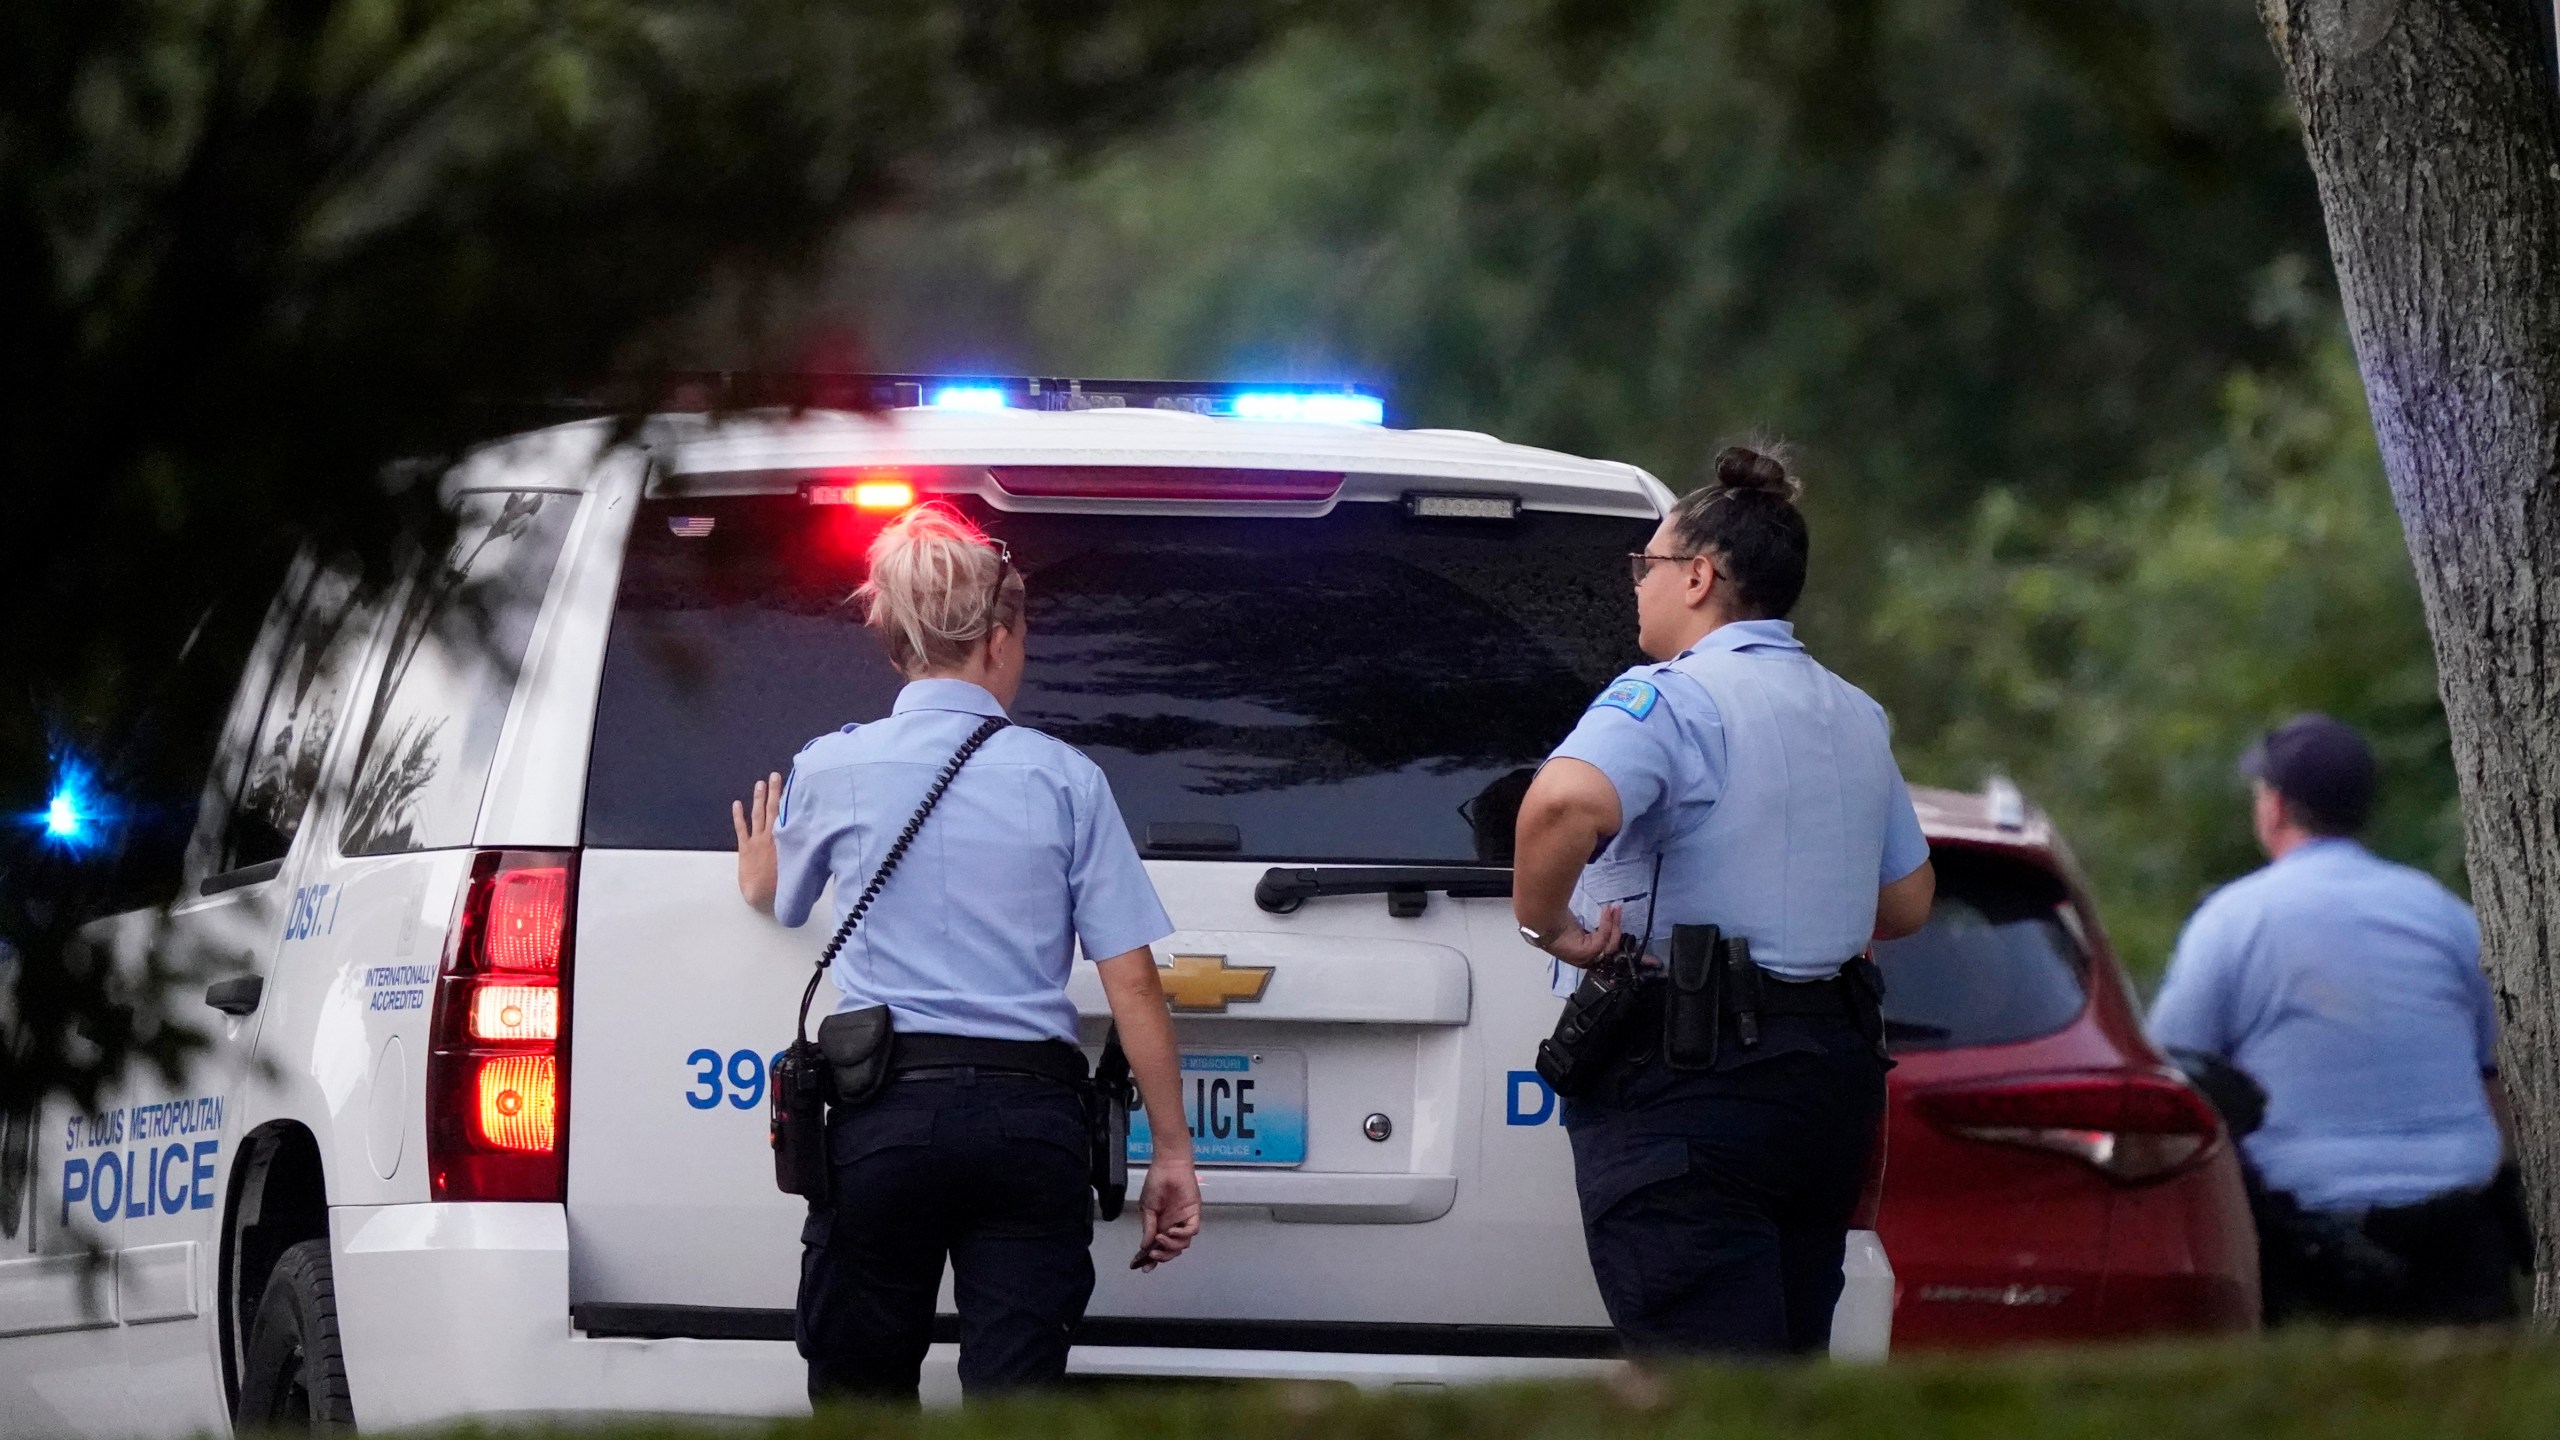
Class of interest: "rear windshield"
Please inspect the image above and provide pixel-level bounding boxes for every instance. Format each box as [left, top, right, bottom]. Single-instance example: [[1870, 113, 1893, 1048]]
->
[[585, 493, 1649, 862], [1874, 847, 2090, 1053]]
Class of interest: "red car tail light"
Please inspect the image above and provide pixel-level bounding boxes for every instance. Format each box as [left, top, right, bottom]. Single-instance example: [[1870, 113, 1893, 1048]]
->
[[430, 850, 575, 1201], [1910, 1070, 2222, 1185]]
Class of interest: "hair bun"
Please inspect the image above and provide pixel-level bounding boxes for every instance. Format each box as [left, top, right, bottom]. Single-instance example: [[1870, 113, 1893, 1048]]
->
[[1712, 445, 1800, 501]]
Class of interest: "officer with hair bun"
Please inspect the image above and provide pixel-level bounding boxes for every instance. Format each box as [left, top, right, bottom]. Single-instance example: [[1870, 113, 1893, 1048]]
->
[[1512, 444, 1937, 1357]]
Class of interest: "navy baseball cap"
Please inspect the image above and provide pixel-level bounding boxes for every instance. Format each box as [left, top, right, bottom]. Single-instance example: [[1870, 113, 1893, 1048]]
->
[[2239, 713, 2377, 833]]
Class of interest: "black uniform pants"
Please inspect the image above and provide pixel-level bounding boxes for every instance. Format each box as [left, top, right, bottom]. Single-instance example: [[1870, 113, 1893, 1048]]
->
[[797, 1068, 1095, 1403], [2254, 1172, 2526, 1327], [1563, 1012, 1886, 1357]]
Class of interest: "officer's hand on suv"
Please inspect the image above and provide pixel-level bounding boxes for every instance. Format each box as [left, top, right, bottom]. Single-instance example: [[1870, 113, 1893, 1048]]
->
[[732, 772, 782, 914], [1544, 902, 1624, 970], [1133, 1152, 1202, 1272]]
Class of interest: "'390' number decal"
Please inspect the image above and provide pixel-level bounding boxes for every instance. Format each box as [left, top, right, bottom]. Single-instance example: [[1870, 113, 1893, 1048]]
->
[[685, 1048, 788, 1111]]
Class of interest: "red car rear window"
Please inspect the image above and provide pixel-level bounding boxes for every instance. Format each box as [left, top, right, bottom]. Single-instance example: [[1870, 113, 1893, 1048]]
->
[[1875, 848, 2088, 1052]]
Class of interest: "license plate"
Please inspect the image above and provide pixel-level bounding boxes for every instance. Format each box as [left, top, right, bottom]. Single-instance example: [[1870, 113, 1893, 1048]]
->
[[1128, 1049, 1305, 1167]]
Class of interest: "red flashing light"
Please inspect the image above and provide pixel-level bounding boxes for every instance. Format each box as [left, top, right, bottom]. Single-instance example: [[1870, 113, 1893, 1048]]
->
[[803, 475, 918, 510], [990, 467, 1344, 502], [430, 849, 575, 1201], [1912, 1070, 2221, 1185]]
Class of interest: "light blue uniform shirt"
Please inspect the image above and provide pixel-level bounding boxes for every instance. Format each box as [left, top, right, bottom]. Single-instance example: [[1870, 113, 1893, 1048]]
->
[[772, 678, 1174, 1045], [2148, 838, 2499, 1212], [1546, 619, 1930, 992]]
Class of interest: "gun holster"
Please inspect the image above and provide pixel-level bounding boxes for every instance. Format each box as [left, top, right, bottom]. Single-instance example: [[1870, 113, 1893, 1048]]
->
[[1088, 1029, 1133, 1221], [1843, 953, 1891, 1062], [1535, 934, 1653, 1098]]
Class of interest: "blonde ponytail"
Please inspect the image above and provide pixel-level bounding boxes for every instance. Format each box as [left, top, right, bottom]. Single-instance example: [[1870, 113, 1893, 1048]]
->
[[855, 504, 1025, 676]]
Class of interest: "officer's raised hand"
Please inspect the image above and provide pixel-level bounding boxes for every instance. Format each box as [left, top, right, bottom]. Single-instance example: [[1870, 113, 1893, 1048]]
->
[[731, 770, 783, 914]]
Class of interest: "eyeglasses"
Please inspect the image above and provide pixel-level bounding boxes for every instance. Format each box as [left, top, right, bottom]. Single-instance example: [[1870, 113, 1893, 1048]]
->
[[982, 538, 1015, 630], [1627, 550, 1700, 586]]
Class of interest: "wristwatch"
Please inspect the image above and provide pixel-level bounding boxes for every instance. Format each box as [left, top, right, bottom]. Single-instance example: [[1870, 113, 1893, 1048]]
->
[[1518, 923, 1561, 951]]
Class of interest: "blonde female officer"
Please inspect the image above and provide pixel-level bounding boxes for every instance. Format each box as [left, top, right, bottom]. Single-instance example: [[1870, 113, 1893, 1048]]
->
[[731, 504, 1201, 1402]]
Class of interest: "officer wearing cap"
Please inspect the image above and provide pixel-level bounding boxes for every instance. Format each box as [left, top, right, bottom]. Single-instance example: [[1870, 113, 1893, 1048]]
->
[[1511, 445, 1937, 1356], [2149, 713, 2525, 1324]]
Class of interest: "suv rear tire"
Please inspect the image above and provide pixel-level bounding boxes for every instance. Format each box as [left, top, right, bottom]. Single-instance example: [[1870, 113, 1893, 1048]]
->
[[237, 1238, 354, 1431]]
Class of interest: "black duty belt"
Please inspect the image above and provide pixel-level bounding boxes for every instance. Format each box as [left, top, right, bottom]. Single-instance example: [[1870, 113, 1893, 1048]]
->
[[890, 1032, 1091, 1089], [1750, 971, 1860, 1017]]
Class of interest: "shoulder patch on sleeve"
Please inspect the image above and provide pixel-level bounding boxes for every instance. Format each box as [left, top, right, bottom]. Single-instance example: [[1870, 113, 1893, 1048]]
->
[[796, 723, 862, 756], [1592, 678, 1661, 721]]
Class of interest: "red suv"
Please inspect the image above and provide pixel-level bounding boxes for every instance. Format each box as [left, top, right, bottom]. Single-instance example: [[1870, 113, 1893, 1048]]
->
[[1873, 783, 2260, 1347]]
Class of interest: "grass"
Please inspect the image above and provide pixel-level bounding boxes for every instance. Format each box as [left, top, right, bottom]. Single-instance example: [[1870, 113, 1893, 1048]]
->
[[393, 1330, 2560, 1440]]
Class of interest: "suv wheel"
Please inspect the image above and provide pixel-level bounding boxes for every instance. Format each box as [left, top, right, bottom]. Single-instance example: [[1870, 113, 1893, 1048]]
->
[[237, 1238, 354, 1431]]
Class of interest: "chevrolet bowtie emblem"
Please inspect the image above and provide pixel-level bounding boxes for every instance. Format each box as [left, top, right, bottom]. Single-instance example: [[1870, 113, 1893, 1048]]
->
[[1159, 952, 1274, 1013]]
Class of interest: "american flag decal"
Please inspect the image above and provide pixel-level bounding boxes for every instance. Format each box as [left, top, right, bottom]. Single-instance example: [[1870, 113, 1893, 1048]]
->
[[667, 516, 716, 538]]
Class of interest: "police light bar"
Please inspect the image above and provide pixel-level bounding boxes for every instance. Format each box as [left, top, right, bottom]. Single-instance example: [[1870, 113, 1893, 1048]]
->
[[1228, 391, 1386, 424], [926, 384, 1010, 411], [841, 374, 1387, 423]]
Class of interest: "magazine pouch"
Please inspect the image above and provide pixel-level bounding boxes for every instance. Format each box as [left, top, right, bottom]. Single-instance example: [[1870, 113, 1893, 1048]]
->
[[1663, 923, 1723, 1070]]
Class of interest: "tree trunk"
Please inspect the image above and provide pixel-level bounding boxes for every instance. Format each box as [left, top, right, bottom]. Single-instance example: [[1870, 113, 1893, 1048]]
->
[[2256, 0, 2560, 1313]]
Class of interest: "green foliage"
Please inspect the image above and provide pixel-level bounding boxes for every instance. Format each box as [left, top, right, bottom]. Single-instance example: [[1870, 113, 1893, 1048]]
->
[[2, 0, 1286, 1117], [855, 0, 2323, 527], [1872, 333, 2461, 981], [358, 1331, 2560, 1440], [834, 0, 2428, 983]]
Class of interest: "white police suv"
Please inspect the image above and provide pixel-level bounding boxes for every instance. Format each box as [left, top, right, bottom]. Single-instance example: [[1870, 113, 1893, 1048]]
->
[[0, 377, 1891, 1434]]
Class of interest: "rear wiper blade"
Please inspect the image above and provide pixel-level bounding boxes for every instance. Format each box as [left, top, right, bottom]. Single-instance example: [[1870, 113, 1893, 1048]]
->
[[1254, 866, 1512, 916]]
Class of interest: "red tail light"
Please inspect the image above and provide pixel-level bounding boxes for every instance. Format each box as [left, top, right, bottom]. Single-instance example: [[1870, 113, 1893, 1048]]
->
[[483, 865, 566, 972], [430, 850, 575, 1201], [1910, 1070, 2221, 1185]]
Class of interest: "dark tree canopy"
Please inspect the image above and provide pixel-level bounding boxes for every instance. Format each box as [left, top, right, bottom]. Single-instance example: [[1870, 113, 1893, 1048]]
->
[[0, 0, 1290, 1118], [809, 0, 2425, 974]]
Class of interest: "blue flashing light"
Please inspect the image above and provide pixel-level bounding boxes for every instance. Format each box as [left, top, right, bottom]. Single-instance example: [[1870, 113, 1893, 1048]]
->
[[1227, 391, 1386, 425], [927, 385, 1011, 411], [32, 755, 111, 854]]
